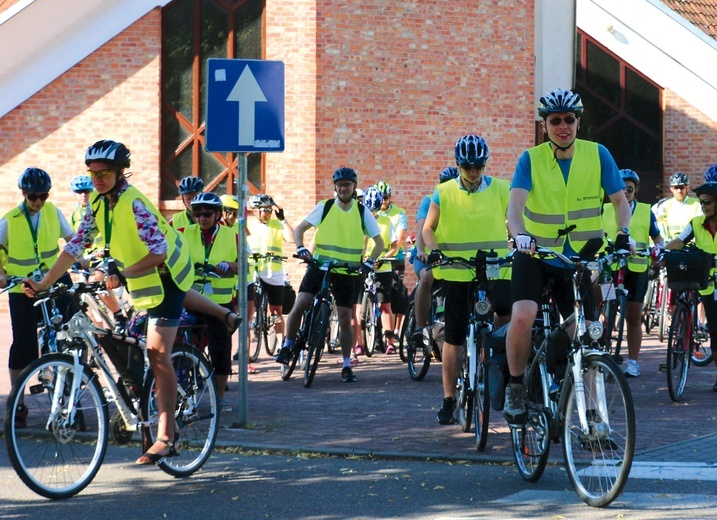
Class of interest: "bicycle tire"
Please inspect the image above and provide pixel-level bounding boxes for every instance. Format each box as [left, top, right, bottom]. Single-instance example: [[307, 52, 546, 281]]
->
[[562, 353, 635, 507], [510, 354, 551, 482], [280, 316, 307, 381], [658, 283, 669, 343], [691, 341, 713, 367], [666, 302, 691, 402], [642, 279, 657, 335], [407, 324, 431, 381], [5, 353, 108, 499], [605, 294, 626, 364], [361, 292, 377, 357], [474, 329, 491, 452], [304, 303, 330, 388], [458, 326, 476, 433], [141, 345, 219, 477], [398, 301, 414, 363], [326, 304, 340, 354], [264, 317, 279, 356], [249, 291, 265, 362]]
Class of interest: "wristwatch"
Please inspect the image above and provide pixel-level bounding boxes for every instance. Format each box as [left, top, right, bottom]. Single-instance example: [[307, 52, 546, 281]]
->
[[617, 226, 630, 235]]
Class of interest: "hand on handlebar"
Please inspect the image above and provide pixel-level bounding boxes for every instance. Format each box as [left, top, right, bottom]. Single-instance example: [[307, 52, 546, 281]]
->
[[296, 245, 312, 260], [514, 233, 536, 255], [427, 249, 444, 264], [215, 261, 231, 275], [359, 257, 375, 275]]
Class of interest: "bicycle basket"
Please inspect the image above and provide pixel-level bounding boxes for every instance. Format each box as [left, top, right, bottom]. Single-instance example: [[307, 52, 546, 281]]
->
[[665, 250, 713, 292]]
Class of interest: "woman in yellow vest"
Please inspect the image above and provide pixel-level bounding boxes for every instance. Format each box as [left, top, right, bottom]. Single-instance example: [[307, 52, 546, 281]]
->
[[0, 167, 75, 429], [220, 194, 239, 233], [603, 169, 664, 378], [666, 164, 717, 392], [24, 140, 240, 465]]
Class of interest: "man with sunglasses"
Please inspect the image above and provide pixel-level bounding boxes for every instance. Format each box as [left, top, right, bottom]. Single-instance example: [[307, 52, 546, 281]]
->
[[0, 167, 74, 428], [654, 172, 702, 240], [171, 175, 205, 230], [504, 88, 631, 425], [603, 169, 664, 378]]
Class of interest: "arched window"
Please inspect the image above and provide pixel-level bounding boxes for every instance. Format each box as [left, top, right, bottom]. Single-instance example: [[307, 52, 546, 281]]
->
[[161, 0, 265, 201]]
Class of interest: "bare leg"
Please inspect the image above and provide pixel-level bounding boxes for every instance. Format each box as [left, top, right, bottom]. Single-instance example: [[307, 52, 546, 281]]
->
[[441, 342, 461, 398]]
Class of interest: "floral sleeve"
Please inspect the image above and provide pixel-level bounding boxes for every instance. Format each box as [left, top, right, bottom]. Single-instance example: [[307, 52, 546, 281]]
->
[[63, 204, 99, 258], [132, 199, 168, 255]]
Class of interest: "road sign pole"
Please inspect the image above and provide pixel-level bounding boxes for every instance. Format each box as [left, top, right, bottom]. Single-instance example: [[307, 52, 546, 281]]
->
[[235, 152, 249, 426]]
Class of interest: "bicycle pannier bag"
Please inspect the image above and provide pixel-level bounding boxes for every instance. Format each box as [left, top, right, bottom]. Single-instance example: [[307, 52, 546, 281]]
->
[[98, 336, 146, 395], [665, 249, 713, 292]]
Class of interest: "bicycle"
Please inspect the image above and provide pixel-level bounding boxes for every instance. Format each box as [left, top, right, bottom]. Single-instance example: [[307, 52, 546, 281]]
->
[[246, 253, 287, 360], [279, 256, 355, 387], [509, 244, 635, 508], [399, 281, 445, 381], [4, 280, 219, 499]]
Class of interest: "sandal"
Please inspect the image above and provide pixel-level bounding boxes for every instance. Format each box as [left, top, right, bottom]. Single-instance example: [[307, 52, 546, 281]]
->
[[136, 437, 178, 465], [225, 311, 240, 334], [353, 345, 364, 356], [385, 344, 397, 355], [247, 364, 259, 374]]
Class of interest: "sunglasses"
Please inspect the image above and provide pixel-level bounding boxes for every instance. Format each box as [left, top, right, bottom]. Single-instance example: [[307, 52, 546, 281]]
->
[[671, 185, 687, 190], [26, 192, 49, 202], [87, 169, 115, 178], [223, 209, 238, 216], [623, 187, 635, 194], [193, 211, 216, 219], [75, 189, 92, 195], [547, 116, 577, 126], [259, 208, 272, 214], [459, 164, 485, 171], [699, 199, 715, 206]]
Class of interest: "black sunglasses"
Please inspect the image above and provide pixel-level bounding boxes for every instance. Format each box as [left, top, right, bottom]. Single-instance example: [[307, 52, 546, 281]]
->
[[27, 192, 49, 202], [193, 211, 216, 219], [75, 189, 92, 195], [547, 116, 577, 126]]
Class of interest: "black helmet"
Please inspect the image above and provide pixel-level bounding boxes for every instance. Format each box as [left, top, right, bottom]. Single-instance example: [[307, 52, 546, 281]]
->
[[669, 172, 689, 187], [19, 167, 52, 193], [178, 176, 204, 195], [332, 167, 357, 183], [85, 140, 131, 168], [694, 182, 717, 198]]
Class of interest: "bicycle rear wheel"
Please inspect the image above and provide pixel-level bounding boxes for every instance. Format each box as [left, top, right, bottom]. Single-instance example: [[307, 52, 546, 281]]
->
[[142, 345, 219, 477], [407, 327, 431, 381], [562, 353, 635, 507], [658, 284, 669, 343], [304, 303, 330, 388], [642, 279, 657, 335], [510, 357, 551, 482], [398, 302, 415, 363], [5, 353, 108, 499], [604, 294, 626, 364], [474, 330, 491, 452], [666, 303, 691, 402]]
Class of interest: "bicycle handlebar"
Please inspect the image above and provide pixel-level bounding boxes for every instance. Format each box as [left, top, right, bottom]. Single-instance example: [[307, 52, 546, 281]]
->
[[292, 254, 359, 274]]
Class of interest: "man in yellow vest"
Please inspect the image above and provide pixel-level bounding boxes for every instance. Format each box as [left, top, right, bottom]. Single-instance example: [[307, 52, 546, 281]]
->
[[654, 172, 702, 240], [604, 169, 664, 378], [170, 176, 204, 230], [0, 168, 74, 428], [181, 192, 239, 410], [274, 167, 384, 383], [423, 135, 512, 425], [505, 88, 632, 425]]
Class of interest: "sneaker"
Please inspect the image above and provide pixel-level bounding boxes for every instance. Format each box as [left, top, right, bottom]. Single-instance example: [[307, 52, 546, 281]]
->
[[504, 383, 527, 425], [624, 359, 640, 378], [437, 397, 456, 425], [275, 346, 292, 364], [341, 367, 357, 383], [218, 398, 233, 413], [14, 404, 28, 429]]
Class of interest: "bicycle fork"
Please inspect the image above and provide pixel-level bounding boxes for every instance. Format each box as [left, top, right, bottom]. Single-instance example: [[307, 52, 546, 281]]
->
[[570, 348, 611, 439], [45, 350, 86, 432]]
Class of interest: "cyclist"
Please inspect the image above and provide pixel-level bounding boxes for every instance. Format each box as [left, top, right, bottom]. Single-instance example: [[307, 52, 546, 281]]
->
[[23, 139, 240, 464], [247, 193, 295, 350], [220, 194, 239, 233], [171, 176, 204, 230], [603, 168, 664, 377], [504, 88, 631, 425], [0, 168, 75, 428], [274, 167, 383, 383], [409, 166, 459, 348], [423, 135, 512, 425], [362, 186, 400, 354], [666, 163, 717, 392], [69, 175, 95, 231], [181, 192, 239, 410], [376, 181, 409, 337], [654, 172, 702, 240]]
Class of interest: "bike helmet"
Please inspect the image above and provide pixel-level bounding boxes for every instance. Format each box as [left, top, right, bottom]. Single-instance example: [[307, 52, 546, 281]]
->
[[375, 181, 392, 197], [85, 140, 131, 168], [332, 167, 358, 183], [178, 176, 204, 195], [537, 88, 584, 118], [363, 186, 384, 212], [694, 182, 717, 198], [70, 175, 94, 193], [190, 192, 222, 209], [248, 193, 275, 209], [439, 166, 459, 183], [669, 172, 689, 187], [704, 164, 717, 184], [619, 169, 640, 186], [355, 188, 364, 199], [454, 135, 489, 166], [220, 194, 239, 210], [18, 167, 52, 193]]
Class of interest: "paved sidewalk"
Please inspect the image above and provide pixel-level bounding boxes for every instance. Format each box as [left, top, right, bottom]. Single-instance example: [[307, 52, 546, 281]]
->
[[1, 308, 716, 465]]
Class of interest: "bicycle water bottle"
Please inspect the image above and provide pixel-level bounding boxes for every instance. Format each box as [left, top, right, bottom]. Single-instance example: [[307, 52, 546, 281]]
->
[[486, 251, 500, 279]]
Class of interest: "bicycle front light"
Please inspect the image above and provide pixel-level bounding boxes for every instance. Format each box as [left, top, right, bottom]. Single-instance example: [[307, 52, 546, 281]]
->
[[475, 300, 491, 316], [587, 321, 603, 340]]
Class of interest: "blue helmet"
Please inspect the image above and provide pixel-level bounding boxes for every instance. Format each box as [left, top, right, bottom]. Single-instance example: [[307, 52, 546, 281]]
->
[[85, 140, 131, 168], [537, 88, 584, 118], [332, 167, 358, 183], [190, 192, 222, 209], [439, 166, 459, 183], [619, 169, 640, 186], [70, 175, 93, 192], [363, 186, 384, 212], [454, 135, 489, 166], [19, 167, 52, 193], [704, 163, 717, 184], [178, 176, 204, 195]]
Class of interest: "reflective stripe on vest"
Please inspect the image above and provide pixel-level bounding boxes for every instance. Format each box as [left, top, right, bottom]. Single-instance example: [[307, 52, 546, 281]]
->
[[604, 201, 650, 272], [314, 199, 364, 274], [183, 223, 237, 304], [663, 197, 702, 240]]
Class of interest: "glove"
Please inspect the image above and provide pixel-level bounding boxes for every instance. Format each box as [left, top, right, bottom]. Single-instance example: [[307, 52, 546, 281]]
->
[[514, 233, 534, 250], [274, 207, 285, 221], [106, 258, 127, 286], [359, 257, 375, 275], [427, 249, 444, 264], [296, 246, 312, 260], [215, 261, 230, 275], [651, 244, 664, 261], [615, 233, 631, 251]]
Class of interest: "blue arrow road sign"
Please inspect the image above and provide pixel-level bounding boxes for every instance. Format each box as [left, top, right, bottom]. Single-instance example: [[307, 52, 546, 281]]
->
[[205, 59, 284, 153]]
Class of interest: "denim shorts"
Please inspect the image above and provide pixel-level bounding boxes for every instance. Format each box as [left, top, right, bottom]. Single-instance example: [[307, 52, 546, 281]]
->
[[147, 276, 187, 327]]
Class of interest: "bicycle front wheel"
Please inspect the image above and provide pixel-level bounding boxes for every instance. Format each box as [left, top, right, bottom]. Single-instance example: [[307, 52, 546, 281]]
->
[[304, 303, 330, 388], [142, 345, 219, 477], [249, 292, 266, 362], [666, 303, 691, 402], [326, 304, 340, 354], [474, 331, 491, 452], [361, 292, 377, 357], [642, 279, 657, 335], [561, 353, 635, 508], [5, 353, 108, 499], [398, 302, 415, 363], [658, 284, 669, 343]]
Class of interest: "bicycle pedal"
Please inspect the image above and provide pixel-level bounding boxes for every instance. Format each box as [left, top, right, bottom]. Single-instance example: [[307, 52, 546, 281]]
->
[[658, 363, 667, 373]]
